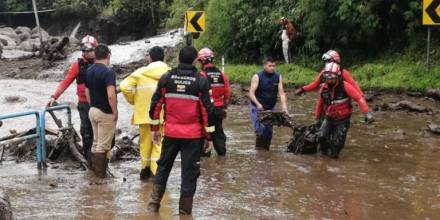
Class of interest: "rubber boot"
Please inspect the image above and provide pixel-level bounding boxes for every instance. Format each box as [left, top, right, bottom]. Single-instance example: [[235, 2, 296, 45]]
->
[[92, 153, 107, 178], [140, 167, 152, 181], [262, 138, 271, 150], [179, 197, 193, 215], [147, 184, 166, 212], [255, 135, 265, 150]]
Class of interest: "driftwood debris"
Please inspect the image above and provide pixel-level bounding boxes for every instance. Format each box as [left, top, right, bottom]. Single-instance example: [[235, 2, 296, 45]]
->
[[0, 190, 13, 220], [427, 88, 440, 100], [427, 122, 440, 135], [258, 111, 297, 128], [110, 134, 140, 162], [381, 101, 430, 113]]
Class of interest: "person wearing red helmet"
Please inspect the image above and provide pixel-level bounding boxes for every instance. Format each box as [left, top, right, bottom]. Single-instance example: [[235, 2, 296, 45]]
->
[[197, 48, 231, 157], [47, 34, 98, 165], [316, 62, 373, 158]]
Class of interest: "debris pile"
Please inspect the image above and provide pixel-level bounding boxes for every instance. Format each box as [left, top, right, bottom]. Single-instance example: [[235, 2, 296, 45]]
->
[[0, 190, 13, 220]]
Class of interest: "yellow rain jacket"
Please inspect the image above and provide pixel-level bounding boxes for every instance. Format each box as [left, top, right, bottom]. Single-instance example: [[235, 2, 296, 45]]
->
[[120, 61, 171, 125]]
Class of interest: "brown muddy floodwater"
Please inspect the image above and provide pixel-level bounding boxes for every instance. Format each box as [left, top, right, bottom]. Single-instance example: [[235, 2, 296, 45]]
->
[[0, 79, 440, 219]]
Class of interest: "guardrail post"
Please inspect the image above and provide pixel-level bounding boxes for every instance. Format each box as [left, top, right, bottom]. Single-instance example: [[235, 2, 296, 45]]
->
[[37, 111, 46, 169]]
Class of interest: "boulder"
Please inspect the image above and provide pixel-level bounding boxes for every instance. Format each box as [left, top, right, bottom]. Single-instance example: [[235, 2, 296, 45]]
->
[[0, 35, 16, 47], [31, 29, 50, 41], [19, 41, 35, 52], [18, 32, 31, 42], [15, 26, 31, 35]]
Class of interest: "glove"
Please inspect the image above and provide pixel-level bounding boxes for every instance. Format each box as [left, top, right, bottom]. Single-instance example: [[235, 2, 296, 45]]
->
[[294, 88, 304, 96], [364, 112, 374, 124]]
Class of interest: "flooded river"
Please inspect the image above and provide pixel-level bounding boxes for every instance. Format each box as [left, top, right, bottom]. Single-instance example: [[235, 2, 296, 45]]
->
[[0, 77, 439, 219]]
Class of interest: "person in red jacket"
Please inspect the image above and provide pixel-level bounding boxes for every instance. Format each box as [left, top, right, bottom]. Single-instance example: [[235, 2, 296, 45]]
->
[[197, 48, 231, 156], [47, 35, 98, 164], [147, 46, 223, 215], [316, 62, 373, 158]]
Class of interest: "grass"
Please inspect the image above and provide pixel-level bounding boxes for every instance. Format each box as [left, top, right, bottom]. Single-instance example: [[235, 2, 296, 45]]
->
[[224, 60, 440, 91]]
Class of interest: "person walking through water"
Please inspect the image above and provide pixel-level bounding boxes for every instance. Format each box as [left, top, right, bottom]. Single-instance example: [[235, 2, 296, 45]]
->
[[249, 57, 288, 150], [147, 46, 223, 215], [280, 17, 296, 64], [120, 46, 171, 180]]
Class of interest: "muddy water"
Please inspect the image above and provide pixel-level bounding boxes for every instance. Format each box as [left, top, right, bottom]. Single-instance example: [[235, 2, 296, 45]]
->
[[1, 78, 440, 219]]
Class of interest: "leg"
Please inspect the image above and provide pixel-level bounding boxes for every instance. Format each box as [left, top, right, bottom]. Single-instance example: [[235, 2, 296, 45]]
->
[[148, 137, 180, 212], [78, 103, 93, 164], [150, 125, 163, 175], [212, 113, 226, 156], [139, 124, 153, 180], [179, 138, 204, 214], [251, 105, 264, 149], [282, 40, 290, 64], [317, 118, 333, 155], [328, 118, 351, 159]]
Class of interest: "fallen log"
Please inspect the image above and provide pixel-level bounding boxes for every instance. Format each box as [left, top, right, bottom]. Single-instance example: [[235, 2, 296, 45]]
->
[[381, 101, 430, 113], [258, 111, 297, 128], [427, 122, 440, 135], [0, 190, 13, 220]]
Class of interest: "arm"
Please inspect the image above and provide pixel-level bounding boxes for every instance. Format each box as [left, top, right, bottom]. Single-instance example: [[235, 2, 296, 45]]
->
[[249, 74, 263, 110], [302, 72, 323, 92], [344, 82, 369, 113], [222, 72, 231, 107], [149, 74, 167, 131], [342, 69, 364, 96], [119, 74, 137, 105], [48, 63, 79, 106], [278, 75, 288, 113], [85, 88, 91, 105], [107, 85, 118, 121]]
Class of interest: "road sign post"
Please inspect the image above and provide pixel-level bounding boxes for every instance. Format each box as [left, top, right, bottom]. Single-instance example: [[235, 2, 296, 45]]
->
[[422, 0, 440, 69]]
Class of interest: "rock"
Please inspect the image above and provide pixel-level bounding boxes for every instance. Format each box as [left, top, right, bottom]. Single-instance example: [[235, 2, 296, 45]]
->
[[427, 122, 440, 135], [19, 41, 34, 52], [0, 35, 17, 47], [0, 27, 18, 41], [31, 30, 50, 41], [382, 100, 430, 113], [427, 88, 440, 100], [18, 32, 31, 42], [15, 26, 31, 35], [4, 95, 27, 103], [0, 190, 13, 220]]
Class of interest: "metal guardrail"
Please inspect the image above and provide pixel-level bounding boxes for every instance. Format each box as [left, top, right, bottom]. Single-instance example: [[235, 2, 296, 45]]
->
[[0, 104, 72, 169]]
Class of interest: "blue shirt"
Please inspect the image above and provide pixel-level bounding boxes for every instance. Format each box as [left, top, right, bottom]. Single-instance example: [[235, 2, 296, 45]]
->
[[85, 63, 116, 114]]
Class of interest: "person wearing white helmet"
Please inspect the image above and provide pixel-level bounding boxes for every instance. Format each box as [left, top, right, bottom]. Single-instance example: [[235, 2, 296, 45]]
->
[[47, 34, 98, 165]]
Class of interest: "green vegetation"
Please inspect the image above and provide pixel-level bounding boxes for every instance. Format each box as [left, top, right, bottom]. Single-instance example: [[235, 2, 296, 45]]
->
[[225, 58, 440, 91]]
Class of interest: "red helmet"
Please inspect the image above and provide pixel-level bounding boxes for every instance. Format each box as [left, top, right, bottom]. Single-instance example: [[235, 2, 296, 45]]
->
[[322, 50, 341, 64], [81, 35, 98, 51], [323, 62, 341, 79], [197, 47, 215, 62]]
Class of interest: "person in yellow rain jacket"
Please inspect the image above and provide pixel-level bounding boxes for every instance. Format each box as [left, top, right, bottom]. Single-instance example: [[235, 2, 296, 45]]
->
[[120, 46, 171, 180]]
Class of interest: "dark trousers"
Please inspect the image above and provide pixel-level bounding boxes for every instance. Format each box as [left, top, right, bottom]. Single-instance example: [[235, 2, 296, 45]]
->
[[210, 109, 227, 156], [154, 137, 204, 198], [318, 117, 351, 158], [77, 102, 93, 159]]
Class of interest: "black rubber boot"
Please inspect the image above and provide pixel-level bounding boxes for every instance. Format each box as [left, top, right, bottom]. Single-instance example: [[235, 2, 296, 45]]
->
[[140, 167, 152, 181], [147, 184, 166, 212], [255, 135, 265, 150], [92, 153, 107, 178], [179, 197, 193, 215], [262, 138, 271, 150]]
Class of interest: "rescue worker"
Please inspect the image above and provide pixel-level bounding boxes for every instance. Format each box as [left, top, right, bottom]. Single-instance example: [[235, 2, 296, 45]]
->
[[120, 46, 171, 180], [294, 50, 363, 122], [147, 46, 222, 215], [249, 57, 288, 150], [47, 35, 98, 164], [316, 62, 373, 158], [197, 48, 231, 157], [280, 17, 296, 64]]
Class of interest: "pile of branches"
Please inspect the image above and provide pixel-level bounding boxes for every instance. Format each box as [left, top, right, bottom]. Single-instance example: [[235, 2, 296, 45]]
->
[[258, 111, 319, 154]]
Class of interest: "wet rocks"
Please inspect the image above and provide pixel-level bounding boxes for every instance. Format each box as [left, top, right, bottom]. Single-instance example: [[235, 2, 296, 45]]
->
[[3, 95, 27, 103], [379, 100, 430, 113], [427, 88, 440, 101], [0, 190, 13, 220], [427, 122, 440, 135]]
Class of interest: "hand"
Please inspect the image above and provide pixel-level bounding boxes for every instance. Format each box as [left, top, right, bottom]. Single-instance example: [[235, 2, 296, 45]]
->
[[203, 140, 212, 153], [256, 103, 264, 111], [112, 112, 118, 122], [364, 112, 374, 124], [294, 88, 304, 96], [152, 131, 162, 145], [47, 97, 56, 107]]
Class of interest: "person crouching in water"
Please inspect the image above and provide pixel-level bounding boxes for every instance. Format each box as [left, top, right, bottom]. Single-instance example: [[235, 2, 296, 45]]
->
[[120, 46, 170, 180], [316, 62, 373, 158], [249, 57, 288, 150], [197, 48, 231, 157]]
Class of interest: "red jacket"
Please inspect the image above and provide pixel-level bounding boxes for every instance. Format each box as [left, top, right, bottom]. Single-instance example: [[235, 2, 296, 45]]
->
[[52, 57, 92, 103], [302, 69, 363, 96], [149, 64, 215, 139], [316, 81, 369, 120], [200, 64, 231, 107]]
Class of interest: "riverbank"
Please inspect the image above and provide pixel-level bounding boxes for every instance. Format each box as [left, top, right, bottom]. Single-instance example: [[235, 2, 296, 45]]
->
[[225, 60, 440, 91]]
